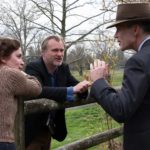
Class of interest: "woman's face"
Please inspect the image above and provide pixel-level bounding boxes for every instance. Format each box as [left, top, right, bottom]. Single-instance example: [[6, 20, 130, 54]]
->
[[2, 48, 24, 70]]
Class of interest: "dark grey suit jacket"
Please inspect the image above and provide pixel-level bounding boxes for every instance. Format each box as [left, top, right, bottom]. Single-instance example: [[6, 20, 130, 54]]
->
[[90, 40, 150, 150]]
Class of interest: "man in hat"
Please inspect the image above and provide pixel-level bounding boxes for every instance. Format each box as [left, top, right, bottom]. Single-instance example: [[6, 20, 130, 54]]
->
[[89, 3, 150, 150]]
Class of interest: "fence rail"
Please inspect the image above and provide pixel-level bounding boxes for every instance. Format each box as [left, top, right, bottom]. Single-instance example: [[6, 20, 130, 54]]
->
[[16, 92, 123, 150], [56, 127, 123, 150]]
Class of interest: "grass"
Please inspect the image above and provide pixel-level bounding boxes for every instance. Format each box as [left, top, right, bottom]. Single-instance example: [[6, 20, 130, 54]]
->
[[51, 69, 123, 149], [110, 69, 123, 86], [51, 104, 122, 149]]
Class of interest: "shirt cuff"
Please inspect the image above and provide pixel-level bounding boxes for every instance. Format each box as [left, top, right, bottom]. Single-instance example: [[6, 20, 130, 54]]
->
[[67, 87, 75, 101]]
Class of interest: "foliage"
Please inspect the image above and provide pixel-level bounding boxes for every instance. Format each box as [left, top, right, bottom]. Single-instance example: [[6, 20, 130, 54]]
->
[[94, 52, 123, 150], [71, 69, 123, 87]]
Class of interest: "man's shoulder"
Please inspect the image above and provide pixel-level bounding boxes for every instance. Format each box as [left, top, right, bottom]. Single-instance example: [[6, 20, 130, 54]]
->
[[27, 57, 41, 66], [58, 63, 69, 71], [60, 63, 68, 68], [25, 57, 45, 74]]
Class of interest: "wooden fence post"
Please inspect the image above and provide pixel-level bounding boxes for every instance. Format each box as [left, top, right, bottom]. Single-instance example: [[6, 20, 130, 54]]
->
[[15, 98, 25, 150]]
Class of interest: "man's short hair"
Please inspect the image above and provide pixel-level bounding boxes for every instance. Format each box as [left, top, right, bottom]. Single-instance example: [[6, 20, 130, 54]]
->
[[126, 21, 150, 33], [41, 35, 64, 52]]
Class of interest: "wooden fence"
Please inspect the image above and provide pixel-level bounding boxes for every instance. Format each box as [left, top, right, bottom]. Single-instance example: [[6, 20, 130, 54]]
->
[[15, 97, 123, 150]]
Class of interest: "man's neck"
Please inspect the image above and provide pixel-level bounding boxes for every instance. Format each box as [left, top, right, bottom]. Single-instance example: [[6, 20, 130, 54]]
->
[[46, 64, 57, 74], [42, 56, 57, 74], [137, 34, 150, 51]]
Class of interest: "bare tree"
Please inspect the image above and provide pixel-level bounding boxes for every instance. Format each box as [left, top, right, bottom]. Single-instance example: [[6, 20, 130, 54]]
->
[[0, 0, 42, 56], [116, 0, 150, 3], [67, 43, 93, 76], [0, 0, 121, 62], [27, 0, 116, 61]]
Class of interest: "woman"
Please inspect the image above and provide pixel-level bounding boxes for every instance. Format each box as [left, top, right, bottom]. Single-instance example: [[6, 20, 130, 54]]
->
[[0, 37, 41, 150]]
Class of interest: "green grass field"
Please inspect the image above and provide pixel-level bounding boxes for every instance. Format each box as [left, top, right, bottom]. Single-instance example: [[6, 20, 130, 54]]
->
[[51, 104, 122, 149], [51, 69, 123, 149], [110, 69, 123, 86]]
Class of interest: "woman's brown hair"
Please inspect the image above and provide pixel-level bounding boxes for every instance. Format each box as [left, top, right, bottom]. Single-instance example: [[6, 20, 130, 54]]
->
[[0, 38, 20, 60]]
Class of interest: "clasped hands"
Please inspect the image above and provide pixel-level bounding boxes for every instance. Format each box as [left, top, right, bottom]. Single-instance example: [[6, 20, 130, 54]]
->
[[73, 59, 109, 94]]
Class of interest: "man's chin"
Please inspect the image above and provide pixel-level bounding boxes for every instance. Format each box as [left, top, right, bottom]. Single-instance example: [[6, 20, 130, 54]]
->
[[119, 47, 126, 51], [54, 62, 63, 66]]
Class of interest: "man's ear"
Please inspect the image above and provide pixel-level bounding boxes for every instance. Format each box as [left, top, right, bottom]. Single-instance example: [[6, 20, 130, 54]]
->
[[133, 24, 140, 37]]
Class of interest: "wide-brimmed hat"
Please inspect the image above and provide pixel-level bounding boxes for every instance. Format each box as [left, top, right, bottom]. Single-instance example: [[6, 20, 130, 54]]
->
[[107, 3, 150, 29]]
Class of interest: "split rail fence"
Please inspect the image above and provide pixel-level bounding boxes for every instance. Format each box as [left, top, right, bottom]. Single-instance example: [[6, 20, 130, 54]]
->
[[15, 96, 123, 150]]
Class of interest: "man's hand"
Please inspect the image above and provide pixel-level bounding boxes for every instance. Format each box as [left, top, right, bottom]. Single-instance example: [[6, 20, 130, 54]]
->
[[90, 59, 109, 82], [73, 80, 91, 94]]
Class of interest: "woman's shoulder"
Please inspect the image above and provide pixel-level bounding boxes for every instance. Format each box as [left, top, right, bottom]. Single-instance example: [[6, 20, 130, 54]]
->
[[0, 66, 41, 96], [0, 66, 26, 81]]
